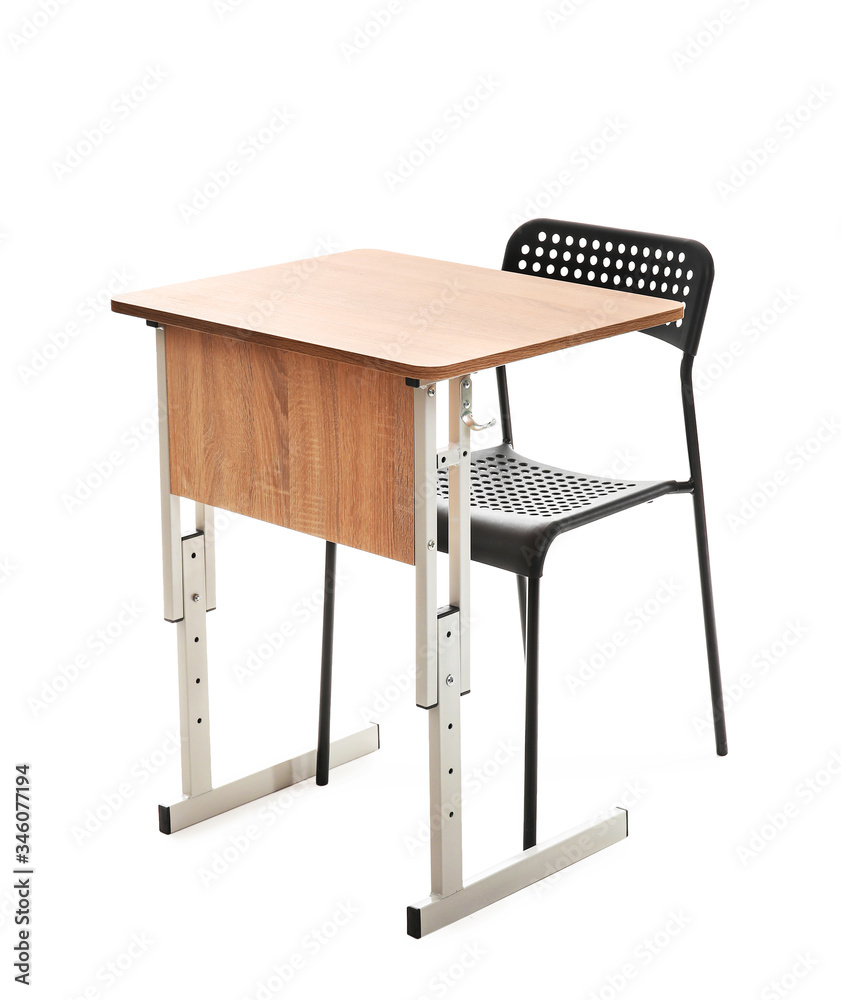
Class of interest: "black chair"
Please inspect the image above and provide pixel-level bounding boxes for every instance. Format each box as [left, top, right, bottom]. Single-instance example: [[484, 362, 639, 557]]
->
[[436, 219, 728, 850]]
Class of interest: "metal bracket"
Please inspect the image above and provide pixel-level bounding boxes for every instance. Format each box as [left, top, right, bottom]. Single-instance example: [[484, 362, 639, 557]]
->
[[459, 376, 496, 433], [177, 532, 212, 797], [437, 447, 459, 470], [194, 503, 216, 611], [429, 608, 464, 897]]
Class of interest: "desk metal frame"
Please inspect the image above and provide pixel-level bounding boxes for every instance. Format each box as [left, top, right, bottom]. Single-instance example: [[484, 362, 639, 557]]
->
[[154, 326, 379, 835], [407, 377, 626, 936], [152, 323, 626, 933]]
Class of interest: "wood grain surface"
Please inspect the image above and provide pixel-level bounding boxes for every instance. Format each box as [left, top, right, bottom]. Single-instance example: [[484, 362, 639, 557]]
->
[[165, 325, 415, 563], [113, 250, 683, 380]]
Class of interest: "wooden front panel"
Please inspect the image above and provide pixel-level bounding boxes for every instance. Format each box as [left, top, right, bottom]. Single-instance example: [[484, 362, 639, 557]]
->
[[166, 326, 415, 564]]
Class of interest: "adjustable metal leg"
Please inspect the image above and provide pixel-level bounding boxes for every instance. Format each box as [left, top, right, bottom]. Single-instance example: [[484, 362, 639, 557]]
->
[[523, 577, 540, 850], [449, 378, 471, 696], [155, 325, 183, 623], [316, 541, 337, 786], [157, 529, 376, 833], [407, 379, 627, 937], [414, 385, 438, 710], [155, 338, 376, 835]]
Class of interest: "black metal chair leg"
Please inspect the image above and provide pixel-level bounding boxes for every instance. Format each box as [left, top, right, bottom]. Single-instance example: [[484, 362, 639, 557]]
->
[[523, 577, 540, 850], [691, 495, 728, 756], [516, 575, 528, 653], [681, 354, 728, 758], [316, 541, 337, 785]]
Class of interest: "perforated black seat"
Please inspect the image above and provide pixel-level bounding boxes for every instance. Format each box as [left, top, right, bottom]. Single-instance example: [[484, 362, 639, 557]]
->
[[436, 444, 681, 578]]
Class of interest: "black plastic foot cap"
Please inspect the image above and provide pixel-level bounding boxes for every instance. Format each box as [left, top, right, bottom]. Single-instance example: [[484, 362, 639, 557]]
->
[[158, 805, 172, 835], [406, 907, 421, 939]]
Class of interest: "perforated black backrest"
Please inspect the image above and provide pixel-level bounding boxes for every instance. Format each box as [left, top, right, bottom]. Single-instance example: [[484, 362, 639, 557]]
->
[[501, 219, 714, 356]]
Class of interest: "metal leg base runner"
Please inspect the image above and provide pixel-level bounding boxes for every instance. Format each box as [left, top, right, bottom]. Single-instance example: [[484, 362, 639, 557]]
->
[[407, 807, 627, 937], [159, 725, 379, 834]]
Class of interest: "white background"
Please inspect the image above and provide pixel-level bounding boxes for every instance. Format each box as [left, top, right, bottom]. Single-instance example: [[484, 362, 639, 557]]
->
[[4, 0, 839, 997]]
